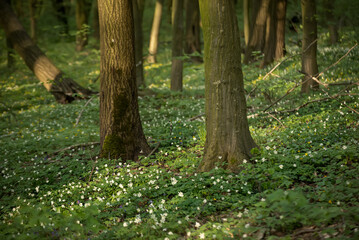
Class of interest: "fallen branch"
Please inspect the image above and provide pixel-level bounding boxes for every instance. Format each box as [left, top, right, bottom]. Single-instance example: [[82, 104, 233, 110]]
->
[[51, 142, 100, 156], [75, 94, 99, 126], [146, 142, 161, 158], [188, 113, 205, 121]]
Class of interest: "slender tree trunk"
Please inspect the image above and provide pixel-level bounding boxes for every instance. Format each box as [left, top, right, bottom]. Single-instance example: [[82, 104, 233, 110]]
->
[[98, 0, 151, 160], [92, 0, 100, 42], [184, 0, 202, 62], [133, 0, 145, 87], [323, 0, 338, 45], [244, 0, 270, 64], [243, 0, 250, 47], [170, 0, 183, 91], [274, 0, 286, 59], [29, 0, 42, 43], [301, 0, 319, 93], [260, 0, 276, 68], [75, 0, 91, 51], [198, 0, 257, 173], [147, 0, 164, 63], [51, 0, 70, 35], [0, 0, 94, 103]]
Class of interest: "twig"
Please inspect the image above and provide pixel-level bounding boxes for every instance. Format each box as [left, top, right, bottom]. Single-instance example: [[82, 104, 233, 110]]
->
[[263, 39, 318, 80], [188, 113, 205, 121], [298, 70, 328, 88], [146, 142, 160, 158], [75, 94, 98, 126], [51, 142, 100, 156], [87, 153, 97, 184], [267, 113, 286, 128]]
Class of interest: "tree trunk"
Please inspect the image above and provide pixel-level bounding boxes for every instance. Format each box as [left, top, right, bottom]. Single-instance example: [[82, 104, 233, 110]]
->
[[29, 0, 42, 43], [75, 0, 91, 51], [323, 0, 338, 45], [6, 37, 15, 68], [170, 0, 183, 91], [92, 0, 100, 42], [260, 0, 276, 68], [244, 0, 270, 64], [198, 0, 257, 173], [51, 0, 70, 35], [98, 0, 151, 160], [184, 0, 202, 62], [0, 0, 94, 103], [301, 0, 319, 93], [147, 0, 164, 64], [133, 0, 145, 87], [274, 0, 286, 59], [243, 0, 250, 47]]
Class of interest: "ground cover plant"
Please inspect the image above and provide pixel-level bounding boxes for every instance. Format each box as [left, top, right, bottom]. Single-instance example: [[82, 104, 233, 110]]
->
[[1, 2, 359, 240]]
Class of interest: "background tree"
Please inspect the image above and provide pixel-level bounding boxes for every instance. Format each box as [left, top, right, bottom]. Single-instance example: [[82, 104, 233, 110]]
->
[[92, 0, 100, 42], [29, 0, 43, 43], [170, 0, 183, 91], [243, 0, 250, 47], [184, 0, 202, 62], [323, 0, 338, 45], [198, 0, 257, 172], [51, 0, 70, 35], [0, 0, 94, 103], [147, 0, 164, 64], [75, 0, 91, 51], [301, 0, 319, 93], [98, 0, 151, 160], [274, 0, 286, 59], [133, 0, 145, 87]]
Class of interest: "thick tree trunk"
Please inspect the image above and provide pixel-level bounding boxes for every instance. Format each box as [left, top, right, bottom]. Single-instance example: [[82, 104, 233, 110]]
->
[[260, 0, 276, 68], [75, 0, 91, 51], [244, 0, 270, 64], [301, 0, 319, 93], [184, 0, 202, 62], [323, 0, 338, 45], [243, 0, 250, 47], [133, 0, 145, 87], [0, 0, 94, 103], [51, 0, 70, 35], [198, 0, 257, 173], [170, 0, 183, 91], [147, 0, 164, 64], [274, 0, 286, 59], [98, 0, 151, 160]]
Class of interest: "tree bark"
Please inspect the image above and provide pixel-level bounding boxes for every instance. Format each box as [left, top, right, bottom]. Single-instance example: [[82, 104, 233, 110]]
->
[[301, 0, 319, 93], [0, 0, 94, 103], [323, 0, 338, 45], [184, 0, 202, 62], [133, 0, 145, 87], [75, 0, 91, 51], [274, 0, 286, 59], [98, 0, 151, 160], [243, 0, 250, 47], [147, 0, 164, 64], [170, 0, 183, 91], [198, 0, 257, 173], [244, 0, 270, 64]]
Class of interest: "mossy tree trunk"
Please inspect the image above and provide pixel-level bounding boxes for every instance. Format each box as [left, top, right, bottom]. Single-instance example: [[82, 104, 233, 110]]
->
[[323, 0, 338, 45], [98, 0, 151, 160], [75, 0, 91, 51], [170, 0, 183, 91], [51, 0, 70, 35], [0, 0, 94, 103], [184, 0, 202, 62], [133, 0, 146, 87], [198, 0, 257, 173], [147, 0, 164, 64], [301, 0, 319, 93], [244, 0, 270, 64]]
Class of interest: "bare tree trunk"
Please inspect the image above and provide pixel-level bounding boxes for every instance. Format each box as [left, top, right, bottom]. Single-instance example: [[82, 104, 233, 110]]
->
[[170, 0, 183, 91], [75, 0, 91, 51], [244, 0, 270, 64], [29, 0, 42, 43], [198, 0, 257, 173], [0, 0, 94, 103], [92, 0, 100, 42], [274, 0, 286, 59], [301, 0, 319, 93], [184, 0, 202, 62], [147, 0, 164, 63], [243, 0, 250, 47], [98, 0, 151, 160], [323, 0, 338, 45], [133, 0, 145, 87], [260, 0, 276, 68]]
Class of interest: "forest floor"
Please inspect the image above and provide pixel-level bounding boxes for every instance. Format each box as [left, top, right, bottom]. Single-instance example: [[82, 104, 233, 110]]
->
[[1, 30, 359, 239]]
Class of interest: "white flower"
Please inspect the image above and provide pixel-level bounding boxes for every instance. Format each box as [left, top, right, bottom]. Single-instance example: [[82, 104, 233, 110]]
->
[[279, 164, 283, 169], [243, 159, 247, 164], [35, 186, 39, 193], [293, 164, 297, 167], [171, 177, 178, 185], [199, 233, 205, 239], [123, 222, 128, 227], [342, 145, 347, 150], [245, 223, 250, 228], [195, 222, 201, 228], [237, 212, 242, 218], [178, 192, 184, 197], [187, 232, 191, 237]]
